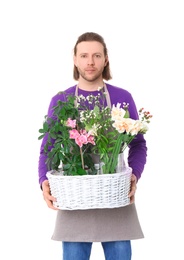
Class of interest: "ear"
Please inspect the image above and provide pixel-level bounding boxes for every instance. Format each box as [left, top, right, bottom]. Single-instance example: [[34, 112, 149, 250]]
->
[[73, 55, 77, 67], [104, 55, 109, 66]]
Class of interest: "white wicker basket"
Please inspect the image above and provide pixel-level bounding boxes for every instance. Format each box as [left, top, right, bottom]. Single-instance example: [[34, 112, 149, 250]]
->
[[46, 166, 132, 210]]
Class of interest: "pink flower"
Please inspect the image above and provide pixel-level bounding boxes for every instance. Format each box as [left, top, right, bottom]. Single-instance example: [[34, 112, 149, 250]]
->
[[69, 129, 80, 139], [75, 134, 88, 147], [87, 135, 95, 145], [66, 118, 76, 128], [69, 129, 95, 148]]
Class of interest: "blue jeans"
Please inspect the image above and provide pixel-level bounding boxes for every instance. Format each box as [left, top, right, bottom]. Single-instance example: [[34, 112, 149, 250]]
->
[[62, 241, 132, 260]]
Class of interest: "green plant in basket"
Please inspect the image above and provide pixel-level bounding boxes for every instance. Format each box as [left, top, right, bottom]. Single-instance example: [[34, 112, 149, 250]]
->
[[38, 90, 152, 176]]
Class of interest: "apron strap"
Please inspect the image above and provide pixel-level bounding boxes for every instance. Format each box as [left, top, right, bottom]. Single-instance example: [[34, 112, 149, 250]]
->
[[104, 83, 111, 108]]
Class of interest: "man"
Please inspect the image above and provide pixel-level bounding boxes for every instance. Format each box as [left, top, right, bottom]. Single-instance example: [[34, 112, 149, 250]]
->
[[38, 32, 147, 260]]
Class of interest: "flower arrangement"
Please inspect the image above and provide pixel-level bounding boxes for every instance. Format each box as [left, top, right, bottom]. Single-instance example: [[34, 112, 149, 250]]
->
[[38, 89, 152, 176]]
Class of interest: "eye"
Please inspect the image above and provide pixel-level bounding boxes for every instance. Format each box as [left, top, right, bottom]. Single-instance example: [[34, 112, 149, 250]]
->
[[95, 54, 101, 58], [80, 54, 87, 58]]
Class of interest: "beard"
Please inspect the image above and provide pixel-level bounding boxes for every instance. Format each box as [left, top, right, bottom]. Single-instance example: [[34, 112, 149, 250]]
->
[[77, 67, 104, 82]]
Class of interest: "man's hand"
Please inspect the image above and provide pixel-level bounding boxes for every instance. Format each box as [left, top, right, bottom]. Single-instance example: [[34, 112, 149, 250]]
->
[[128, 174, 137, 204], [42, 180, 58, 210]]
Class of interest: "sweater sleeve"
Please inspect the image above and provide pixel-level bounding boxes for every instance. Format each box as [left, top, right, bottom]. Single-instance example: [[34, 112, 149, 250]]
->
[[38, 93, 64, 186], [38, 88, 76, 186], [125, 92, 147, 180], [128, 134, 147, 181]]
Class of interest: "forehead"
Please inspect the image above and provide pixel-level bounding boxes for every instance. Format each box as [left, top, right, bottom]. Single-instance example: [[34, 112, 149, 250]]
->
[[76, 41, 104, 54]]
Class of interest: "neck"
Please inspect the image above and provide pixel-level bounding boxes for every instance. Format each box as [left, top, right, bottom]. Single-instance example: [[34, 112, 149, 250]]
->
[[77, 79, 105, 91]]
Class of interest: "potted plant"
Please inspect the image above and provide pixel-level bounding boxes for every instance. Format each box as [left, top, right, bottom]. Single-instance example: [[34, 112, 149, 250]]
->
[[38, 89, 152, 209]]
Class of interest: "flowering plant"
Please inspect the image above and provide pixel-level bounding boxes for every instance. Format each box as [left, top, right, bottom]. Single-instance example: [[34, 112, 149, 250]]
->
[[38, 90, 152, 176]]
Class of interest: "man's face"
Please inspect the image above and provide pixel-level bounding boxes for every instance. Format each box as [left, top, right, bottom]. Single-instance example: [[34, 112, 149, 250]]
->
[[74, 41, 108, 82]]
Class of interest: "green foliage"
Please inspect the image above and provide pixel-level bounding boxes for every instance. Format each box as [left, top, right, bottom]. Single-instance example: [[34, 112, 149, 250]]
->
[[38, 90, 152, 175], [38, 92, 97, 175]]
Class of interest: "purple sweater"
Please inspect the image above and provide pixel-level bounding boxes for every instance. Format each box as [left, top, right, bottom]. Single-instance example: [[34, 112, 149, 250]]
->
[[38, 83, 147, 185]]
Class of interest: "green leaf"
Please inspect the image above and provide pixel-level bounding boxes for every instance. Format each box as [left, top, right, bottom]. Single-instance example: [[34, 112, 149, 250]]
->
[[43, 122, 49, 131], [76, 168, 87, 175], [38, 134, 45, 140], [38, 129, 45, 133], [63, 164, 71, 170]]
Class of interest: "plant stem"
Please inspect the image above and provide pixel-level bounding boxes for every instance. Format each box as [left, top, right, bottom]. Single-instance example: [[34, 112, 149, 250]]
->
[[102, 134, 123, 174], [80, 147, 84, 169], [110, 134, 123, 173]]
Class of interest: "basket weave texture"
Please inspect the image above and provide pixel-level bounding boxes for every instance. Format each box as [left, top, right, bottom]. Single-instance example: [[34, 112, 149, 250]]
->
[[46, 167, 132, 210]]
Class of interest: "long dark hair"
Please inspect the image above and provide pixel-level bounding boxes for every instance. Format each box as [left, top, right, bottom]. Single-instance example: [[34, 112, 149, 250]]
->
[[73, 32, 112, 81]]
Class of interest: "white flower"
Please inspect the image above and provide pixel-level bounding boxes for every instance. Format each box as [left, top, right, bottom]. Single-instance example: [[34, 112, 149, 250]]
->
[[87, 123, 100, 136], [112, 118, 135, 134], [111, 103, 126, 120], [139, 121, 149, 134]]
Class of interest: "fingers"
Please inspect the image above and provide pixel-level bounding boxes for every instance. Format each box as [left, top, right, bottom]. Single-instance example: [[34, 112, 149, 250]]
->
[[128, 174, 137, 204], [129, 195, 135, 204], [42, 180, 58, 210], [44, 196, 58, 210]]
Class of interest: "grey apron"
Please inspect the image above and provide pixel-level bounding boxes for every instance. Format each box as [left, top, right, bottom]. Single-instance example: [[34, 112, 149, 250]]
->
[[51, 84, 144, 242]]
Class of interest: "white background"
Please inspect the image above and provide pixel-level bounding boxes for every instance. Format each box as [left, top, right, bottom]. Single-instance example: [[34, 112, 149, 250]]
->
[[0, 0, 184, 259]]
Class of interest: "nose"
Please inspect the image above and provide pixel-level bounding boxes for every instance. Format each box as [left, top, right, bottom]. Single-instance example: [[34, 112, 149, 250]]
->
[[87, 56, 94, 66]]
